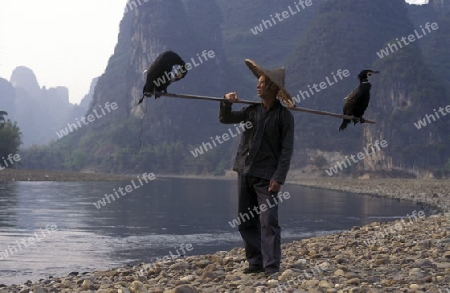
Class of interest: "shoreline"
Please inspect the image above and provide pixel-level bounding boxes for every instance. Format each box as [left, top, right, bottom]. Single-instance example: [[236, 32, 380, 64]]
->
[[0, 168, 137, 182], [286, 178, 450, 214], [0, 169, 236, 182], [0, 170, 449, 292]]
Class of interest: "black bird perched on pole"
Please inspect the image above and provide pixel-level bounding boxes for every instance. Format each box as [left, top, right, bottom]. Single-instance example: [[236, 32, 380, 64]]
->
[[339, 70, 379, 131], [138, 50, 187, 104]]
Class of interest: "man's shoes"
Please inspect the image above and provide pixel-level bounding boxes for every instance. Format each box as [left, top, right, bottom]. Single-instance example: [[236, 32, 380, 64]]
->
[[265, 268, 280, 278], [243, 265, 264, 274]]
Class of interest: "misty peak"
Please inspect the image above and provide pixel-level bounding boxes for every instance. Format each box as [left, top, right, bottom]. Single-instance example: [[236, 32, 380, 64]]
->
[[9, 66, 40, 95]]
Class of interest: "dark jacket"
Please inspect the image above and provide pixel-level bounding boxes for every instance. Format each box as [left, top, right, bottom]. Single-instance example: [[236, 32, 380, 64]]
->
[[218, 99, 294, 184]]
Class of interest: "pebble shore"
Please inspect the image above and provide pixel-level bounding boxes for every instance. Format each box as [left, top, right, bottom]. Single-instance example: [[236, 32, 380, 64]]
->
[[0, 176, 449, 293]]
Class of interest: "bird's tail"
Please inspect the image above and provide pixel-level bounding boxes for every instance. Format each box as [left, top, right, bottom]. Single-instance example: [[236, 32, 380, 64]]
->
[[339, 119, 350, 131]]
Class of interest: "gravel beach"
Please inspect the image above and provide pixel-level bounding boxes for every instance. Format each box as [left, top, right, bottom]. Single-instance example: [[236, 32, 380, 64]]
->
[[0, 172, 449, 293]]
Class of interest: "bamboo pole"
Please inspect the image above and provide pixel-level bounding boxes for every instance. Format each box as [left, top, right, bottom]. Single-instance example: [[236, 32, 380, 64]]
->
[[159, 92, 375, 124]]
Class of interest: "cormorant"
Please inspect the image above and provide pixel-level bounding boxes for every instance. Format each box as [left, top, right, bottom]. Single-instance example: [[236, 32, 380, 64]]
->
[[139, 51, 187, 104], [339, 70, 379, 131]]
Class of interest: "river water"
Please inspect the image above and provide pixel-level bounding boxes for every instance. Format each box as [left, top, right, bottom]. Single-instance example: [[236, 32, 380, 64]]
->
[[0, 177, 425, 285]]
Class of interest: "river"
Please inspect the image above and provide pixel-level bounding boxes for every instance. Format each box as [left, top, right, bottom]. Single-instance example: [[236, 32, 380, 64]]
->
[[0, 177, 424, 285]]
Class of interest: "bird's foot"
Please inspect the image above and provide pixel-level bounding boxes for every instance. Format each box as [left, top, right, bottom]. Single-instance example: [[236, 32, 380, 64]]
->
[[359, 117, 366, 124], [138, 95, 146, 104], [155, 89, 168, 99]]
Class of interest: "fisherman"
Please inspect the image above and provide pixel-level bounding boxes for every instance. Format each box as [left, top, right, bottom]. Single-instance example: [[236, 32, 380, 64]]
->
[[218, 59, 295, 277]]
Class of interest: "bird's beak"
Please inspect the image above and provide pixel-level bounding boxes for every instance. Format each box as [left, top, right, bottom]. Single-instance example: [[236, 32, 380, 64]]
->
[[370, 71, 380, 75]]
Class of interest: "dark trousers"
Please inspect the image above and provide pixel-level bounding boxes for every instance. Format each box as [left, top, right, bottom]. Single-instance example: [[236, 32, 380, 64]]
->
[[237, 174, 281, 270]]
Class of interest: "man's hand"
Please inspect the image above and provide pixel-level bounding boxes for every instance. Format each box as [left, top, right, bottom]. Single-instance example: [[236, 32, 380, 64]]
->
[[268, 180, 281, 193], [224, 92, 241, 103]]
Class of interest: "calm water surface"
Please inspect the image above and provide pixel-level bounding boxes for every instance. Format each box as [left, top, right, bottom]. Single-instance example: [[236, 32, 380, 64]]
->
[[0, 177, 425, 285]]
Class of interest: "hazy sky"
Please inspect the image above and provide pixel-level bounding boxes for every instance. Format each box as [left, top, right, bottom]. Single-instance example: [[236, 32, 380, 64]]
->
[[0, 0, 127, 104], [0, 0, 429, 105]]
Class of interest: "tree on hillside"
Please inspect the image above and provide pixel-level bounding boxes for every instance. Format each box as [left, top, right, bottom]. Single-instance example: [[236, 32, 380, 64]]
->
[[0, 112, 22, 165], [0, 111, 7, 129]]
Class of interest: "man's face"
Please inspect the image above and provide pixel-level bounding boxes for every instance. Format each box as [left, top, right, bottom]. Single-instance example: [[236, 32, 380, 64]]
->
[[257, 75, 267, 98]]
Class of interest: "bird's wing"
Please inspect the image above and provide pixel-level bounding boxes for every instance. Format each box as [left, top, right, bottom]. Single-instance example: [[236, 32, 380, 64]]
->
[[343, 86, 359, 100], [343, 85, 364, 115]]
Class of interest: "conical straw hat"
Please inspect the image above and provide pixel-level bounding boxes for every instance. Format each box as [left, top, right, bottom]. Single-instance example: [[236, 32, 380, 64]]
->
[[245, 59, 295, 108]]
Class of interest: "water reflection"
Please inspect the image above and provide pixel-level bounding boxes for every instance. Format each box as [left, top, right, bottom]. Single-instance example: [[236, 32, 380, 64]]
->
[[0, 183, 19, 229]]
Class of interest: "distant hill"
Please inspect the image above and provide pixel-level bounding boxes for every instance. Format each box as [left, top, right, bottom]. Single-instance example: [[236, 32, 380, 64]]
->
[[286, 0, 450, 173], [0, 66, 90, 146], [79, 77, 98, 110], [217, 0, 322, 70], [18, 0, 450, 177]]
